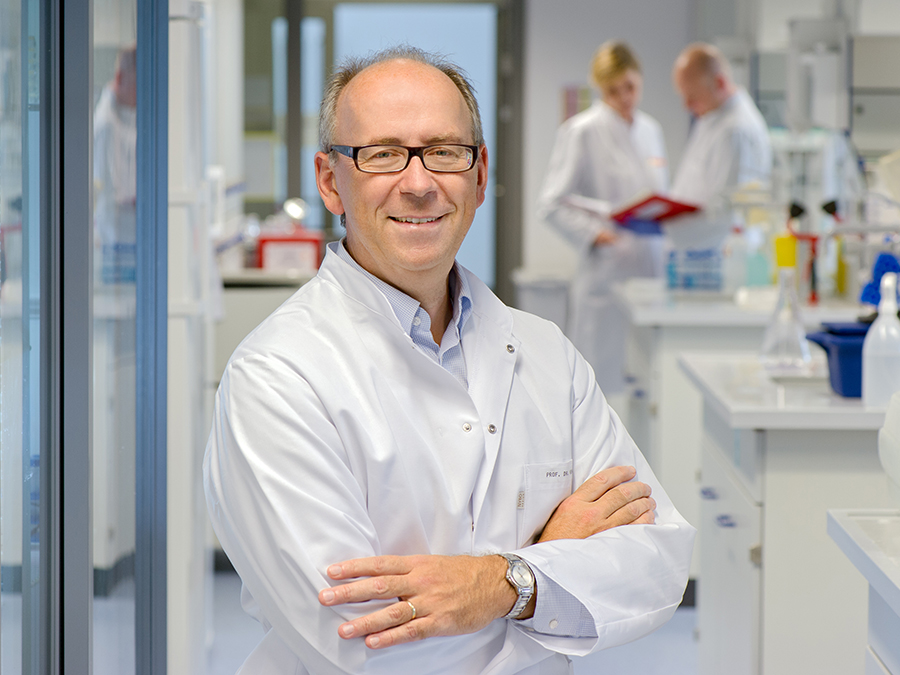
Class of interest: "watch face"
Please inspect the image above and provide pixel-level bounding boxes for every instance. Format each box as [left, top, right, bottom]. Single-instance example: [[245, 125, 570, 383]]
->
[[511, 561, 534, 587]]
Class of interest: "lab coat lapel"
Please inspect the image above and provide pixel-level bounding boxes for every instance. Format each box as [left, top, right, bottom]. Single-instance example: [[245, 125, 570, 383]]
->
[[319, 249, 487, 527], [463, 271, 519, 527]]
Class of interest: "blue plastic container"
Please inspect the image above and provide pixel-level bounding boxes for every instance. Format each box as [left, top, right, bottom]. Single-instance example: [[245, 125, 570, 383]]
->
[[806, 324, 870, 397]]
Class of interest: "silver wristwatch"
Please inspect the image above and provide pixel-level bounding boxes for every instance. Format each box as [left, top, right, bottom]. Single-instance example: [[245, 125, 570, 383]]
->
[[499, 553, 535, 620]]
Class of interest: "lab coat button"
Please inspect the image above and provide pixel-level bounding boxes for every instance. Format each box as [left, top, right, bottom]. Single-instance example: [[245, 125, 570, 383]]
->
[[462, 422, 472, 432], [549, 619, 559, 630], [487, 424, 497, 434], [506, 344, 515, 353]]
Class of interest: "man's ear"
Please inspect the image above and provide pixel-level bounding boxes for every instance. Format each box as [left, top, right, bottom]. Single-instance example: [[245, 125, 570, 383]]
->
[[315, 151, 345, 217], [474, 144, 489, 208], [714, 72, 728, 95]]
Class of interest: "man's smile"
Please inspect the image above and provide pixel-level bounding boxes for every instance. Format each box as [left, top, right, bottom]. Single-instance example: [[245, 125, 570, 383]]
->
[[389, 215, 445, 225]]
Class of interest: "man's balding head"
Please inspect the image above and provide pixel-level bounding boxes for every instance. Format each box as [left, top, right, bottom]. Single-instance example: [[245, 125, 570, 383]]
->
[[673, 43, 735, 117]]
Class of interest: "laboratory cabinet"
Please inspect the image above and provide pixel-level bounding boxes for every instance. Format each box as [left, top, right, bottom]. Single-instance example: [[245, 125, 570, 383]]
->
[[680, 352, 893, 675], [698, 442, 760, 675], [615, 280, 859, 577], [829, 511, 900, 675], [93, 286, 138, 587]]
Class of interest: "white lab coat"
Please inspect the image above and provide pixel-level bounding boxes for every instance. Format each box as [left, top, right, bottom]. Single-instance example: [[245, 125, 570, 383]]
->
[[93, 84, 137, 248], [537, 101, 668, 394], [667, 88, 771, 248], [204, 244, 695, 675]]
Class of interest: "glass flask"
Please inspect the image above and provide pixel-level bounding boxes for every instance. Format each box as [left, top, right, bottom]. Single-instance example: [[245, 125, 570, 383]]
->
[[759, 267, 812, 373]]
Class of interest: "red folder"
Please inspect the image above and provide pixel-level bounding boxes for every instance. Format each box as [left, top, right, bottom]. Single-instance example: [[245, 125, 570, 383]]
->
[[610, 193, 699, 223]]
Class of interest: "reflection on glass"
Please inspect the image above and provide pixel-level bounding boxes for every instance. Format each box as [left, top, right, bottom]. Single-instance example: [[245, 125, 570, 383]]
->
[[92, 4, 137, 670], [2, 0, 46, 670]]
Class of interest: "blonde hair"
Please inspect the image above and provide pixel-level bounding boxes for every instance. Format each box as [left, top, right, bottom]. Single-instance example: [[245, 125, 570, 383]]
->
[[590, 41, 641, 90]]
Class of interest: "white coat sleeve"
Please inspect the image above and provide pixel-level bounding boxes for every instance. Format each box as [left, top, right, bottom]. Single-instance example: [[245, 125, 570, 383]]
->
[[537, 123, 611, 251], [204, 353, 425, 674], [513, 338, 696, 656]]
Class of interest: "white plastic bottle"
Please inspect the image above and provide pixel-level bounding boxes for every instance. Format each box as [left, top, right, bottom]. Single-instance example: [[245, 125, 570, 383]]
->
[[722, 226, 748, 296], [862, 272, 900, 407]]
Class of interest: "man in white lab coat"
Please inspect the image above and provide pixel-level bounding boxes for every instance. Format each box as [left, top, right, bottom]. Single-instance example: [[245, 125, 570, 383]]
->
[[93, 46, 137, 283], [204, 46, 694, 675], [667, 43, 772, 248]]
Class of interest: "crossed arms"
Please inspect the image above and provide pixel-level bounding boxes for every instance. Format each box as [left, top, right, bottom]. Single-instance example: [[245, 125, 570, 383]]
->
[[318, 465, 657, 649]]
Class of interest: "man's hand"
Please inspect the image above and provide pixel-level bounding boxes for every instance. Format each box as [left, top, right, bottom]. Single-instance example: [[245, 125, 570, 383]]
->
[[538, 465, 656, 542], [318, 554, 515, 650]]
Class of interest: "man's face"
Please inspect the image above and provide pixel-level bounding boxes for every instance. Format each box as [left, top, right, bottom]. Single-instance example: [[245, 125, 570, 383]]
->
[[674, 68, 721, 117], [315, 60, 488, 287], [115, 67, 137, 108]]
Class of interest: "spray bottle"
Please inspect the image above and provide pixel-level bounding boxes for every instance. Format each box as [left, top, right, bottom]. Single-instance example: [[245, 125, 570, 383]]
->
[[862, 272, 900, 407]]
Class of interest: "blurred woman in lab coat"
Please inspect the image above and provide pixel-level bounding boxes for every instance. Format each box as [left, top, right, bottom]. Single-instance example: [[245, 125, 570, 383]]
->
[[538, 41, 668, 400]]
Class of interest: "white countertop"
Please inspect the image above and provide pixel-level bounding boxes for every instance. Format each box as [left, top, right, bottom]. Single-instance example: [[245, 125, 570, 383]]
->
[[613, 281, 863, 328], [678, 351, 888, 430], [828, 509, 900, 618]]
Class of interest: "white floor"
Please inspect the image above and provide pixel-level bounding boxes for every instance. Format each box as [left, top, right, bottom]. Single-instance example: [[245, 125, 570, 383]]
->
[[207, 572, 698, 675]]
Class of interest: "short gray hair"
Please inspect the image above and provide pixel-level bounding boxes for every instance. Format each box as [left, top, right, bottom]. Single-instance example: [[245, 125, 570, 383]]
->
[[318, 45, 484, 152]]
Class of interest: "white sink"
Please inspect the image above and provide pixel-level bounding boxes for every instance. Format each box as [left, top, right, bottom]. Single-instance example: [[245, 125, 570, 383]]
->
[[880, 392, 900, 505]]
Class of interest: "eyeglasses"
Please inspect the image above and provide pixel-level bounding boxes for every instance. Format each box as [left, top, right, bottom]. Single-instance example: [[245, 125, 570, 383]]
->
[[330, 144, 479, 174]]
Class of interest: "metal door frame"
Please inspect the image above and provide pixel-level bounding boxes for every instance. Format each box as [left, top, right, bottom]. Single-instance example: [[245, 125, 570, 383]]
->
[[53, 0, 169, 671]]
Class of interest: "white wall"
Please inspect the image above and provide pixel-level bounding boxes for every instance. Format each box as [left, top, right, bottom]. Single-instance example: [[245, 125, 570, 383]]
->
[[857, 0, 900, 33], [522, 0, 696, 273]]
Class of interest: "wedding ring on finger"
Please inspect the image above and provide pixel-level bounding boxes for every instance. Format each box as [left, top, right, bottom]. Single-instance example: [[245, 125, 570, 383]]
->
[[406, 600, 417, 621]]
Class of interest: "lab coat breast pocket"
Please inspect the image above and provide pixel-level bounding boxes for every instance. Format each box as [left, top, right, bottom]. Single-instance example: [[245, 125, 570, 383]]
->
[[517, 460, 574, 547]]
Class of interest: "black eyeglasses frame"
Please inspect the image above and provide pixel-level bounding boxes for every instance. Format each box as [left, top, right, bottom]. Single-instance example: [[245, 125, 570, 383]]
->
[[329, 143, 480, 174]]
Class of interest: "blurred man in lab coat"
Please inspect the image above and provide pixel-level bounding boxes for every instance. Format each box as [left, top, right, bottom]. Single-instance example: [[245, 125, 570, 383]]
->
[[204, 46, 694, 675], [93, 46, 137, 283], [538, 41, 668, 401], [667, 43, 772, 248]]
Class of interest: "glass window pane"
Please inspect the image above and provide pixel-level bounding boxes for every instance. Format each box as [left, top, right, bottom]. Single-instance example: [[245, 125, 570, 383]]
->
[[300, 16, 326, 230], [1, 0, 47, 670], [92, 0, 137, 670]]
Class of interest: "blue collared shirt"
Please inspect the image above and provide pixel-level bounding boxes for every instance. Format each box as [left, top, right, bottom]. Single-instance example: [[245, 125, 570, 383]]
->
[[336, 240, 471, 388], [336, 240, 596, 638]]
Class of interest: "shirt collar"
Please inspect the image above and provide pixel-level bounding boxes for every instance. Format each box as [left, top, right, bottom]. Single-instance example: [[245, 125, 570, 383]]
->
[[335, 238, 472, 339]]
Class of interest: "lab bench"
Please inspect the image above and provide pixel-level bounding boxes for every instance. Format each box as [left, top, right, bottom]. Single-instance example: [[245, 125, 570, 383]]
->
[[828, 510, 900, 675], [615, 281, 860, 578], [679, 352, 893, 675]]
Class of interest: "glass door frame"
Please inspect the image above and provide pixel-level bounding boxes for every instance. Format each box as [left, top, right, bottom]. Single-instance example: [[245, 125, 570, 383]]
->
[[51, 0, 169, 671], [133, 0, 168, 673]]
